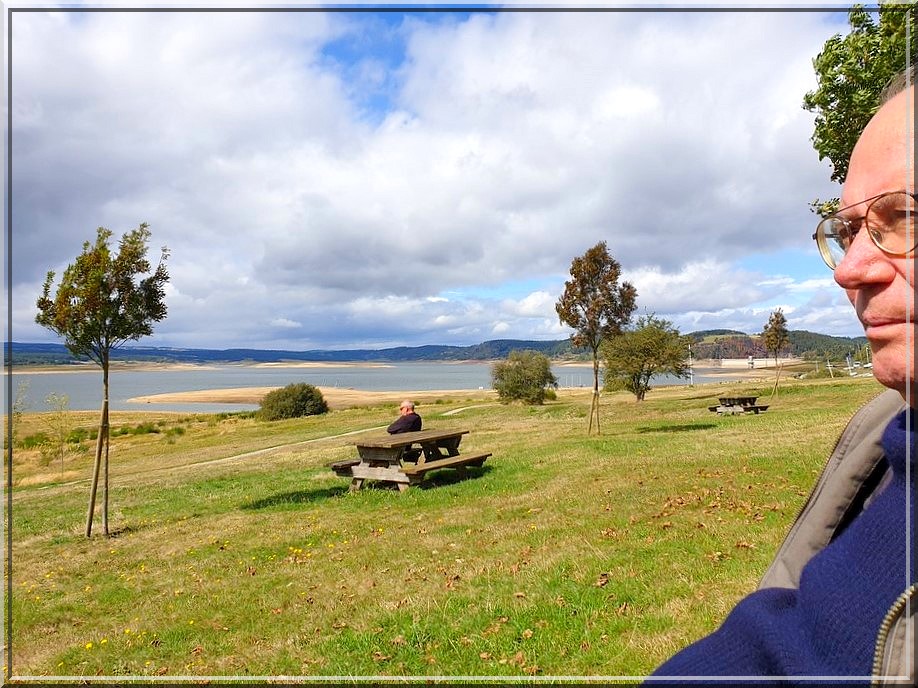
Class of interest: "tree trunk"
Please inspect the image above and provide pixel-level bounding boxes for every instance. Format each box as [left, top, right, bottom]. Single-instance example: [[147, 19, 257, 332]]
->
[[771, 362, 783, 397], [86, 353, 111, 538], [85, 404, 104, 538], [101, 355, 111, 537], [589, 350, 601, 435]]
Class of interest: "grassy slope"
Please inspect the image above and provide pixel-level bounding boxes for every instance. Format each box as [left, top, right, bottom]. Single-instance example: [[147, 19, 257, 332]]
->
[[9, 377, 885, 679]]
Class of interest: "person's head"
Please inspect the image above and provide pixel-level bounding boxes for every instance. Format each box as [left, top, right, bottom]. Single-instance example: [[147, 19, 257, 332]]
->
[[819, 69, 915, 405], [399, 400, 416, 415]]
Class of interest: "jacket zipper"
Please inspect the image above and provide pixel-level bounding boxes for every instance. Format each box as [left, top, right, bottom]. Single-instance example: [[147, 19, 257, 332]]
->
[[871, 583, 917, 685]]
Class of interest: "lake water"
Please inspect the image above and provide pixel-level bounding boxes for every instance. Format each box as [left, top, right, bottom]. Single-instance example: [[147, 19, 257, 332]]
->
[[10, 362, 736, 413]]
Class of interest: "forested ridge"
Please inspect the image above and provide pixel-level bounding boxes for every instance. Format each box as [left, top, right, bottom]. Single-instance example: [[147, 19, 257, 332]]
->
[[7, 329, 868, 367]]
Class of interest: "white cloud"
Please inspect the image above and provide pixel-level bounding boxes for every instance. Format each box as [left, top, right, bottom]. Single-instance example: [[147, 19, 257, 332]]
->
[[502, 291, 557, 318], [9, 8, 864, 350], [626, 261, 766, 314], [270, 318, 301, 329]]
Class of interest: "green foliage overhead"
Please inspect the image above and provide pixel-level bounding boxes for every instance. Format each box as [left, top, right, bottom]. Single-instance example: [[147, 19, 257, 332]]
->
[[491, 349, 559, 405], [804, 3, 917, 187], [602, 314, 691, 401], [35, 224, 170, 365], [258, 383, 329, 421]]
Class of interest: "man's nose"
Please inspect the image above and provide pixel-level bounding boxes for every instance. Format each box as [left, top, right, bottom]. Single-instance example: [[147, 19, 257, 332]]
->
[[833, 229, 895, 289]]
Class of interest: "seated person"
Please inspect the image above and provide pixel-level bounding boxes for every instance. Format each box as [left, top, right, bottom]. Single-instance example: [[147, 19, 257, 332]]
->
[[387, 400, 422, 434], [388, 400, 422, 461]]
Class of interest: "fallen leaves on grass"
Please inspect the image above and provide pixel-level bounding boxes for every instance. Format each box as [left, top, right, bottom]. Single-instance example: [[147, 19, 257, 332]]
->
[[482, 616, 510, 637]]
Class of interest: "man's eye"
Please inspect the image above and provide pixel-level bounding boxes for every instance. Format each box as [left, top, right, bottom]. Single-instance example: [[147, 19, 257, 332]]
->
[[832, 218, 860, 243], [846, 217, 864, 232]]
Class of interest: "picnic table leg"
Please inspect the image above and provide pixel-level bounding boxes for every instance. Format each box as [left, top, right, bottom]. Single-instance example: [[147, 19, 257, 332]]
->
[[349, 477, 364, 492], [397, 483, 410, 493]]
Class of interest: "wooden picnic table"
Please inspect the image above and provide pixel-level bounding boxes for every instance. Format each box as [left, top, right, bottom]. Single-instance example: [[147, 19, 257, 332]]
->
[[709, 396, 770, 415], [330, 428, 491, 492]]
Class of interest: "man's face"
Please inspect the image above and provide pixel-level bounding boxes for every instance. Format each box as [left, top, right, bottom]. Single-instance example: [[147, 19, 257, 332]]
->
[[400, 405, 411, 416], [833, 87, 915, 405]]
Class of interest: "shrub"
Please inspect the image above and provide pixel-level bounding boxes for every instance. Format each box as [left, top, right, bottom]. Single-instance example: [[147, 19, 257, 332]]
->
[[67, 428, 92, 444], [491, 350, 558, 405], [258, 383, 328, 421], [20, 432, 49, 450]]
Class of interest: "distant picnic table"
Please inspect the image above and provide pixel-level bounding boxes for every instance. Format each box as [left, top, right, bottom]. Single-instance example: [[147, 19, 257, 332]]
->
[[330, 428, 491, 492], [709, 396, 770, 415]]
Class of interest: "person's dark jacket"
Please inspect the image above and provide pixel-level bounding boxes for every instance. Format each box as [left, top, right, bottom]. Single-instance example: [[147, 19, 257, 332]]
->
[[387, 412, 421, 434]]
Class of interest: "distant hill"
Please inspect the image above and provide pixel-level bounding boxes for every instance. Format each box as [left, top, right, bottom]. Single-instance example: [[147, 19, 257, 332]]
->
[[6, 329, 868, 367], [5, 339, 580, 366], [688, 330, 868, 360]]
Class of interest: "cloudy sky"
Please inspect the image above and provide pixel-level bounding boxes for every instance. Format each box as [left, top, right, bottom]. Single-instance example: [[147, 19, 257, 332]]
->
[[7, 3, 871, 351]]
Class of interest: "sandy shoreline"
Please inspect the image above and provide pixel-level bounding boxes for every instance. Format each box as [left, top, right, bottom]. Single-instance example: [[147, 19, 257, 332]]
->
[[129, 386, 499, 411]]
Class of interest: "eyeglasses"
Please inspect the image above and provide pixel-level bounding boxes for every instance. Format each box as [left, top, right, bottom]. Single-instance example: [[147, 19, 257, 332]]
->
[[813, 190, 917, 269]]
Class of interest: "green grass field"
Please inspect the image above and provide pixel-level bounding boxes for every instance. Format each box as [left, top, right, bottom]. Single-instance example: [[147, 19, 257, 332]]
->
[[8, 376, 885, 680]]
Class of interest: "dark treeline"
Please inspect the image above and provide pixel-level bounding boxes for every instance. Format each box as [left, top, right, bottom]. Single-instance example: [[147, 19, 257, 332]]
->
[[7, 329, 867, 367], [689, 329, 868, 361]]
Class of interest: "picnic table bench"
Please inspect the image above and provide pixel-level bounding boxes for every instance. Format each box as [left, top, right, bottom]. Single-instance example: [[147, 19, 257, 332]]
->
[[330, 428, 491, 492], [709, 396, 770, 415]]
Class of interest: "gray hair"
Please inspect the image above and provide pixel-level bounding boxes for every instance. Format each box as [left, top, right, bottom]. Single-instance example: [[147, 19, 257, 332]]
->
[[880, 64, 917, 104], [399, 400, 415, 411]]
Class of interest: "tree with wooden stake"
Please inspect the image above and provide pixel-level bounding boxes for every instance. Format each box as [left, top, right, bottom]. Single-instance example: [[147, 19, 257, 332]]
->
[[36, 224, 169, 537], [555, 241, 637, 434], [762, 308, 790, 396]]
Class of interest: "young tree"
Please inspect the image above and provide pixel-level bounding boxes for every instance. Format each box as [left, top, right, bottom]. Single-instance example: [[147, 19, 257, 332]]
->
[[39, 393, 75, 474], [491, 350, 558, 405], [602, 315, 691, 401], [763, 309, 790, 369], [6, 381, 30, 465], [36, 224, 169, 537], [555, 241, 637, 433], [763, 308, 790, 394], [804, 3, 917, 213]]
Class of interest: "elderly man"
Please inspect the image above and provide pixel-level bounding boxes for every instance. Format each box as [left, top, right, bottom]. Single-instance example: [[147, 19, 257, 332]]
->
[[650, 72, 915, 682], [387, 400, 422, 434]]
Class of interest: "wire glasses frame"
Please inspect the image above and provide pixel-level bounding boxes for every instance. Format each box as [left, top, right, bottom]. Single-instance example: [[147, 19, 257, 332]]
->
[[812, 190, 917, 269]]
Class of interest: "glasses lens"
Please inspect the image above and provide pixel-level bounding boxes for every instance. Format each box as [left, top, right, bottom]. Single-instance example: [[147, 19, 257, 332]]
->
[[815, 217, 849, 269], [866, 191, 916, 254]]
